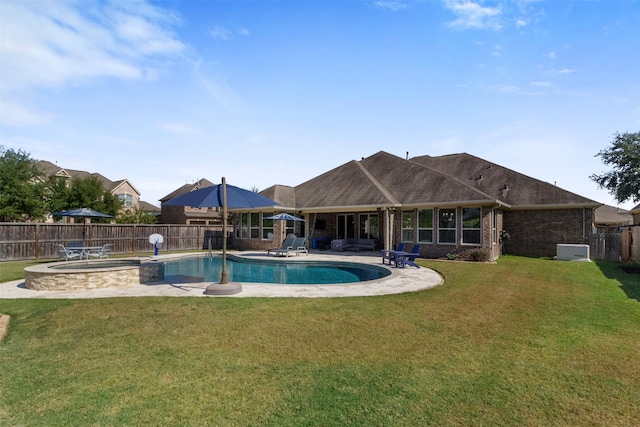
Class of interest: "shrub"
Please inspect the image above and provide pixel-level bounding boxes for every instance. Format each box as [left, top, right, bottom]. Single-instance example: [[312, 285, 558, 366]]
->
[[465, 248, 490, 262]]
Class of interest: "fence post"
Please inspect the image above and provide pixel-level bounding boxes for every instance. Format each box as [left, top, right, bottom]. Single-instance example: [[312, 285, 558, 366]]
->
[[35, 223, 40, 260], [132, 224, 137, 255]]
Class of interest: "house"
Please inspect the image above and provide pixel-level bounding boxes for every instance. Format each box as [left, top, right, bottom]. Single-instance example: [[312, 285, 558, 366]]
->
[[38, 160, 141, 209], [594, 205, 633, 232], [139, 200, 161, 217], [228, 151, 600, 259], [631, 204, 640, 225], [159, 179, 222, 225], [37, 160, 145, 213]]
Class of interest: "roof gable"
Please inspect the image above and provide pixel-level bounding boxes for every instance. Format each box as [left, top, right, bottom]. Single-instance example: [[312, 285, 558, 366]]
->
[[362, 151, 497, 206], [294, 157, 398, 209], [293, 151, 499, 209], [160, 179, 216, 202], [260, 185, 296, 209]]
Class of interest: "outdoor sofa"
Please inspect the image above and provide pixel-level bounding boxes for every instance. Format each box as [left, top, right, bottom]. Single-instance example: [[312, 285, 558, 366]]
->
[[331, 238, 376, 252]]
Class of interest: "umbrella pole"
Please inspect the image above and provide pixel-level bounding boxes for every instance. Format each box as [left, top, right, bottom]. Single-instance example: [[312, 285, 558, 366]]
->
[[220, 177, 229, 284]]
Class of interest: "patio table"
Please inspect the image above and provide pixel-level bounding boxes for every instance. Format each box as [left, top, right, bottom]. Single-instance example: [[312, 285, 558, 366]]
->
[[72, 246, 103, 260]]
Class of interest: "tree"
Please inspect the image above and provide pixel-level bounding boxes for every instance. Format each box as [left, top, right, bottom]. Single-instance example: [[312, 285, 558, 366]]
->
[[65, 176, 123, 219], [0, 146, 48, 221], [45, 175, 71, 214], [590, 131, 640, 205], [116, 207, 158, 224]]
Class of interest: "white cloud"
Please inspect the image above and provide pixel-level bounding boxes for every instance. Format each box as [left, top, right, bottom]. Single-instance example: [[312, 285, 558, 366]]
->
[[210, 25, 233, 40], [373, 1, 409, 12], [0, 0, 186, 128], [547, 51, 557, 59], [0, 101, 53, 127], [444, 0, 502, 31], [156, 121, 203, 137], [190, 58, 246, 113], [530, 81, 552, 87], [211, 25, 251, 40]]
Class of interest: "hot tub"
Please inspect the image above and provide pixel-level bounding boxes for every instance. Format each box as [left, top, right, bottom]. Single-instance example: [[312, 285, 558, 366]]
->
[[24, 258, 164, 290]]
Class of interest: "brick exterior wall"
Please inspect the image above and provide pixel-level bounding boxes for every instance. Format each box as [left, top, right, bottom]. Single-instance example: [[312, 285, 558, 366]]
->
[[391, 207, 497, 260], [221, 207, 593, 259], [503, 208, 594, 257]]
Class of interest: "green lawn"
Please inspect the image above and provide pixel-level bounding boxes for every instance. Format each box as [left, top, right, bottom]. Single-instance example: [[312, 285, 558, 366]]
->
[[1, 256, 639, 426]]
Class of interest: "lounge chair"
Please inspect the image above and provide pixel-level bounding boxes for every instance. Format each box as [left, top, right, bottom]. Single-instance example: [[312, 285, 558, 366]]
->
[[395, 244, 421, 268], [57, 244, 81, 261], [381, 242, 406, 265], [88, 243, 113, 259], [267, 234, 296, 256], [274, 237, 308, 257]]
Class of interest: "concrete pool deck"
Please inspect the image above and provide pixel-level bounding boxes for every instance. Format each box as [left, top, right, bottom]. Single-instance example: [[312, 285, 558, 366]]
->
[[0, 250, 443, 299]]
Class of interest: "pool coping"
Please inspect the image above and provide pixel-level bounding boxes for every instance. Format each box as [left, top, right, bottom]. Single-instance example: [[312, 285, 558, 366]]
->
[[0, 250, 444, 298]]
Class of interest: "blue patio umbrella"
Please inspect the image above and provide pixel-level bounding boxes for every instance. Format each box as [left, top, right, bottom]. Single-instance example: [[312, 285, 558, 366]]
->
[[52, 208, 114, 243], [164, 183, 278, 210], [165, 178, 278, 293], [264, 213, 305, 221], [51, 207, 114, 219]]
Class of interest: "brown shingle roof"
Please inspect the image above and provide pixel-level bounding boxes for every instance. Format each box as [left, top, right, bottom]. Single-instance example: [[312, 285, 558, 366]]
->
[[37, 160, 139, 195], [159, 179, 216, 203], [410, 153, 600, 208], [260, 185, 296, 209], [594, 205, 632, 225], [281, 151, 600, 211], [294, 157, 397, 209]]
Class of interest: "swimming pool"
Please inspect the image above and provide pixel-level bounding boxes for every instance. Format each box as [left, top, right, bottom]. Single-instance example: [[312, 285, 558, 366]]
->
[[163, 255, 391, 284]]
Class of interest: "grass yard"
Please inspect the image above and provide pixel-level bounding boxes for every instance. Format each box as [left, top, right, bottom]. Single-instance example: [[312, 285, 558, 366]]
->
[[1, 256, 639, 426]]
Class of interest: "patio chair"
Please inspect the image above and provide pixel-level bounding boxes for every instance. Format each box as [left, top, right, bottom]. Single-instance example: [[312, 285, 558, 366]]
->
[[267, 234, 296, 256], [57, 244, 81, 261], [274, 237, 308, 257], [292, 237, 308, 256], [395, 244, 421, 268], [88, 244, 113, 259], [381, 242, 406, 264]]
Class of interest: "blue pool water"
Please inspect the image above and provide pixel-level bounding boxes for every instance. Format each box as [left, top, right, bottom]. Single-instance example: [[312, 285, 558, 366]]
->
[[163, 256, 391, 285]]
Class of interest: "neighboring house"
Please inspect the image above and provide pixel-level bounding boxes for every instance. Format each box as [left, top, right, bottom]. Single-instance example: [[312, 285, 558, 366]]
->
[[139, 201, 161, 217], [227, 151, 600, 259], [593, 205, 633, 232], [159, 179, 222, 225], [631, 204, 640, 225], [37, 160, 143, 213]]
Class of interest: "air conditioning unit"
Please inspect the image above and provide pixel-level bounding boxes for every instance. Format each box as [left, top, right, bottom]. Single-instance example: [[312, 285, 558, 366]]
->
[[556, 244, 590, 261]]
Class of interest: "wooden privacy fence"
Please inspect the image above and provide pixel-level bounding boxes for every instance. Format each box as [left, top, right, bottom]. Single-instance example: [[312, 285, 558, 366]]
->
[[621, 226, 639, 263], [0, 223, 225, 261], [590, 229, 640, 263], [590, 233, 621, 262]]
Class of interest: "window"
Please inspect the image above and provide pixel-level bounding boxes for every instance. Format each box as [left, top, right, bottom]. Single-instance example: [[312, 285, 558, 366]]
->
[[240, 213, 248, 239], [262, 213, 274, 239], [492, 209, 498, 246], [286, 220, 295, 237], [250, 212, 260, 239], [337, 214, 355, 239], [418, 209, 433, 243], [462, 208, 481, 244], [438, 208, 456, 244], [118, 194, 133, 207], [401, 210, 414, 242], [359, 214, 379, 239]]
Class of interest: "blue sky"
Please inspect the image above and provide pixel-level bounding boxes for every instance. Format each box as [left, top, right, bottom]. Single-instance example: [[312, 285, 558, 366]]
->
[[1, 0, 638, 209]]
